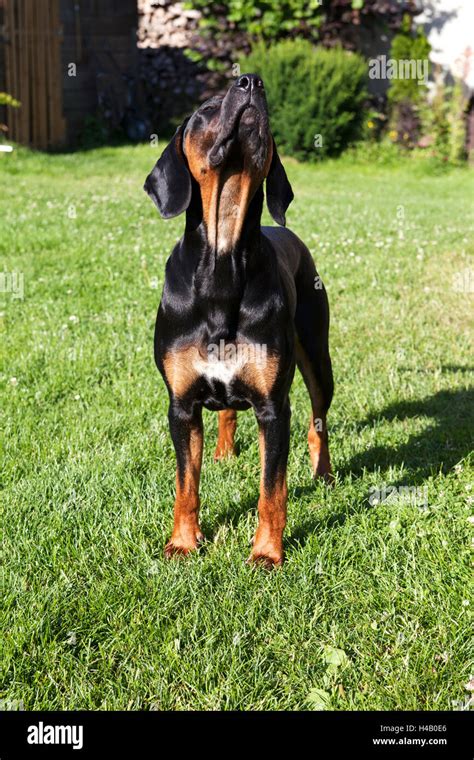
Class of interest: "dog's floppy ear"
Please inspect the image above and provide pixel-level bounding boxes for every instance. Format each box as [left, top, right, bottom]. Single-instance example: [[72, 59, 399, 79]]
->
[[266, 138, 294, 226], [144, 120, 191, 218]]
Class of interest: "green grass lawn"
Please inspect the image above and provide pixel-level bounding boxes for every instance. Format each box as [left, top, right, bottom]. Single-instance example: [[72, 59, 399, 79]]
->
[[1, 144, 473, 711]]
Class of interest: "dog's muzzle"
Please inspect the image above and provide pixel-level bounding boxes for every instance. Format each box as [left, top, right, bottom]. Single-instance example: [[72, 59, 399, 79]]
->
[[209, 74, 269, 169]]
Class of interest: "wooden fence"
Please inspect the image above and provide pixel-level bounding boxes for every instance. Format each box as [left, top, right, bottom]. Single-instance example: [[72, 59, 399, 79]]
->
[[4, 0, 65, 148]]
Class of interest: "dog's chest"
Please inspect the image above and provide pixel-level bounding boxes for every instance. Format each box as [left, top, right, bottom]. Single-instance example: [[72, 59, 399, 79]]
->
[[163, 339, 276, 409], [194, 354, 244, 386], [194, 340, 269, 400]]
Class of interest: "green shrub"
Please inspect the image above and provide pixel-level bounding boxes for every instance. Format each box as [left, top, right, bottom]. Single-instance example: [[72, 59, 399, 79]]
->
[[447, 79, 468, 164], [386, 16, 431, 149], [239, 40, 367, 160], [419, 76, 468, 165], [0, 92, 21, 108], [0, 91, 21, 142], [188, 0, 324, 43], [387, 16, 431, 106]]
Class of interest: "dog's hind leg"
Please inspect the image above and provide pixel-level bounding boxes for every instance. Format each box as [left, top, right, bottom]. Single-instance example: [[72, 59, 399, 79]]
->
[[214, 409, 237, 461], [294, 260, 334, 482], [296, 338, 333, 481]]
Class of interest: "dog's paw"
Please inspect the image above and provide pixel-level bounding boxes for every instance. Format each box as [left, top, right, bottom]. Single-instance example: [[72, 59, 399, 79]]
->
[[312, 453, 334, 485], [247, 545, 284, 569], [313, 466, 335, 486], [213, 444, 236, 461], [164, 530, 204, 559]]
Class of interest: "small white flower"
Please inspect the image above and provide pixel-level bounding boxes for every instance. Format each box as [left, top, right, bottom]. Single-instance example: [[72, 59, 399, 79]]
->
[[69, 315, 79, 324], [462, 600, 470, 607], [10, 377, 17, 385]]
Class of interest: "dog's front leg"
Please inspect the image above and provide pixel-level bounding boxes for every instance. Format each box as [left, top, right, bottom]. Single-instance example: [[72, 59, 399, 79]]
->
[[165, 399, 204, 557], [249, 400, 291, 567]]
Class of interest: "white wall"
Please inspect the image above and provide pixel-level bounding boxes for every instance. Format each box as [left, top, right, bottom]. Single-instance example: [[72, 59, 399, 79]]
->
[[417, 0, 474, 89]]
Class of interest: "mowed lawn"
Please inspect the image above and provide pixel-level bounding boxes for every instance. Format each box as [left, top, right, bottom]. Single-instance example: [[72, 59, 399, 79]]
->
[[1, 144, 473, 711]]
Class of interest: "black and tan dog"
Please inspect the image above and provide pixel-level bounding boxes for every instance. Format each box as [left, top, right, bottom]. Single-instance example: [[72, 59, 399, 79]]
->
[[144, 74, 333, 566]]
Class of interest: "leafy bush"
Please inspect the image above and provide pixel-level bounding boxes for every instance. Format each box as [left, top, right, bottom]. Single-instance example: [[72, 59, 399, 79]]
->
[[188, 1, 419, 47], [0, 91, 21, 142], [386, 16, 431, 149], [0, 92, 21, 108], [188, 1, 324, 43], [420, 76, 468, 164], [239, 40, 367, 160], [387, 17, 431, 106], [447, 79, 468, 164]]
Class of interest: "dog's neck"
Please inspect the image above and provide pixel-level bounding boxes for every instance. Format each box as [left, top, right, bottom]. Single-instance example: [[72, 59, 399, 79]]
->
[[184, 159, 264, 256], [207, 170, 256, 255], [185, 182, 263, 259], [181, 186, 264, 314]]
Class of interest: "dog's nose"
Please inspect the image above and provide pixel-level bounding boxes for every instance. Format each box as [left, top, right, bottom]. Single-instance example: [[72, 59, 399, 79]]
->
[[236, 73, 264, 92]]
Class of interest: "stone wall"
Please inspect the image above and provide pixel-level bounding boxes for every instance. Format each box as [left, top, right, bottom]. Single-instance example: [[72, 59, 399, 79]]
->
[[137, 0, 235, 132]]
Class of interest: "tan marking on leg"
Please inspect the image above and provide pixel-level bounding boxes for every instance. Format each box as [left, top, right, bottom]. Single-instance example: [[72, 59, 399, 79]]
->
[[295, 338, 332, 482], [214, 409, 237, 461], [249, 429, 287, 567], [165, 424, 204, 557]]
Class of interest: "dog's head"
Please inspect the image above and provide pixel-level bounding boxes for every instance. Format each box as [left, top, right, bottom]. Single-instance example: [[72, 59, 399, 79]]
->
[[144, 74, 294, 247]]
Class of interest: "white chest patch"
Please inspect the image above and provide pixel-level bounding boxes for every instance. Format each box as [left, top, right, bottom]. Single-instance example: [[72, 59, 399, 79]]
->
[[193, 355, 245, 385], [193, 340, 267, 385]]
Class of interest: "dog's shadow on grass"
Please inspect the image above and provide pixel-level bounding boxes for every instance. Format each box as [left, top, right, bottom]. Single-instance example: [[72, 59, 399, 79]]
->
[[201, 385, 473, 551], [340, 386, 473, 485], [288, 385, 474, 550]]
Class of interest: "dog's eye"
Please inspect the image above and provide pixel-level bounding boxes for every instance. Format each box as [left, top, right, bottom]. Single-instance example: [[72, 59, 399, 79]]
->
[[201, 105, 216, 114]]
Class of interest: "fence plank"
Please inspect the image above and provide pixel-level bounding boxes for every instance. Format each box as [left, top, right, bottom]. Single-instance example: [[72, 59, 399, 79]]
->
[[4, 0, 69, 148], [50, 0, 65, 145], [18, 0, 27, 144], [38, 0, 48, 148], [6, 0, 19, 140]]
